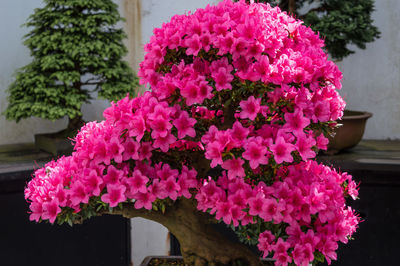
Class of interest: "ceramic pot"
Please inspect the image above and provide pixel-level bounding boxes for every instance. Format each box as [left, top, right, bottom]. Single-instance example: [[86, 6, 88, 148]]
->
[[328, 110, 372, 154]]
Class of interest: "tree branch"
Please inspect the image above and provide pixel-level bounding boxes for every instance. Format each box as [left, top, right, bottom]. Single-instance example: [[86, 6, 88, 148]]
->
[[106, 202, 165, 222], [288, 0, 296, 15]]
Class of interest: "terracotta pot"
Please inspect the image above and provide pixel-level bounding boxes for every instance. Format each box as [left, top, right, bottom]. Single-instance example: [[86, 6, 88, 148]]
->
[[328, 110, 372, 154]]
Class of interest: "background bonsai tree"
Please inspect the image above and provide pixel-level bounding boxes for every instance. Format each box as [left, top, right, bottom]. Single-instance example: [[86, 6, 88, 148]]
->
[[25, 1, 360, 265], [238, 0, 380, 60], [4, 0, 139, 132]]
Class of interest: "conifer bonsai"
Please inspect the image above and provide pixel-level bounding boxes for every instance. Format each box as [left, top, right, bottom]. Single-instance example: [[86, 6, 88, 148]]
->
[[239, 0, 380, 60], [25, 1, 361, 265], [4, 0, 139, 133]]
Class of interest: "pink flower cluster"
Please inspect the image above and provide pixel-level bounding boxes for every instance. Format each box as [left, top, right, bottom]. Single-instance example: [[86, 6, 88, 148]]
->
[[25, 94, 201, 223], [196, 160, 359, 265], [139, 0, 344, 122], [25, 1, 358, 265]]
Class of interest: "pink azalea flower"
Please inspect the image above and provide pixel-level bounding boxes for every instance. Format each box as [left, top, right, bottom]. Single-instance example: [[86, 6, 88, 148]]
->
[[138, 142, 153, 161], [242, 137, 269, 169], [70, 180, 90, 206], [229, 121, 249, 145], [228, 191, 248, 209], [231, 37, 247, 59], [215, 201, 233, 225], [254, 55, 270, 83], [316, 133, 329, 150], [308, 187, 327, 214], [218, 32, 235, 54], [149, 179, 168, 199], [177, 177, 196, 199], [239, 96, 261, 121], [230, 205, 245, 226], [153, 132, 176, 152], [54, 184, 67, 207], [178, 167, 198, 198], [258, 230, 276, 257], [156, 163, 179, 180], [92, 139, 110, 165], [236, 17, 257, 40], [319, 239, 338, 265], [221, 158, 245, 179], [248, 194, 266, 216], [283, 108, 310, 135], [212, 67, 233, 91], [295, 133, 316, 161], [122, 139, 140, 161], [126, 170, 149, 195], [270, 136, 295, 164], [247, 42, 264, 60], [181, 81, 200, 106], [292, 243, 314, 266], [42, 200, 61, 224], [261, 198, 284, 222], [29, 202, 43, 222], [128, 114, 146, 141], [313, 101, 331, 122], [134, 191, 156, 210], [301, 229, 320, 250], [197, 80, 214, 103], [173, 111, 197, 139], [201, 125, 219, 144], [185, 34, 202, 56], [148, 103, 172, 121], [346, 179, 359, 200], [274, 252, 292, 266], [272, 238, 292, 265], [107, 137, 125, 163], [205, 141, 224, 168], [83, 169, 103, 196], [104, 165, 123, 185], [162, 176, 181, 201], [150, 115, 172, 139], [200, 33, 212, 52], [101, 184, 127, 207]]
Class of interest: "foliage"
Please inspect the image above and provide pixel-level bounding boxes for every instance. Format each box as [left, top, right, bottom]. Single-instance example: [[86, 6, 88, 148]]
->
[[4, 0, 139, 124], [238, 0, 380, 60], [25, 1, 360, 265]]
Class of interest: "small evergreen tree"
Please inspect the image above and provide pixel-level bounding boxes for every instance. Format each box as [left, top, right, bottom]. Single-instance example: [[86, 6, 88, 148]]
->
[[4, 0, 139, 130], [239, 0, 380, 60]]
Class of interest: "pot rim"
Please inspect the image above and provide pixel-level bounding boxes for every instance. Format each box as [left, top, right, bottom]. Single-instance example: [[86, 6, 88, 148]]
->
[[341, 111, 373, 121]]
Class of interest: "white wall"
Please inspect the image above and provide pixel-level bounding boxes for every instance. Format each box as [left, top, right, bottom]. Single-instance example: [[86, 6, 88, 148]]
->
[[337, 0, 400, 139], [141, 0, 221, 45]]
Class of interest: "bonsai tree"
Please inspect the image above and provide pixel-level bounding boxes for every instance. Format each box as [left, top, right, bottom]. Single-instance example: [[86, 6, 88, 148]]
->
[[25, 1, 360, 265], [4, 0, 139, 131], [238, 0, 380, 60]]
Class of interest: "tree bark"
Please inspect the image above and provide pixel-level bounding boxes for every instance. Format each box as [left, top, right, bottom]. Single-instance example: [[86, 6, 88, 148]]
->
[[109, 199, 262, 266], [288, 0, 296, 15], [67, 115, 84, 131]]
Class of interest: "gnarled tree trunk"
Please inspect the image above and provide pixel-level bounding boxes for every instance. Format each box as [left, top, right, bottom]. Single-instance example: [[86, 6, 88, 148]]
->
[[110, 198, 262, 266]]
